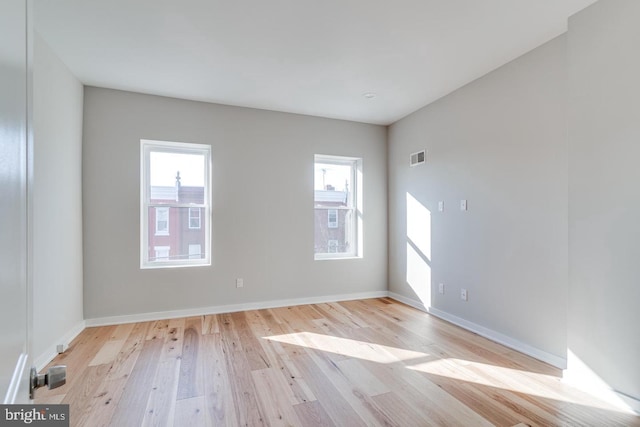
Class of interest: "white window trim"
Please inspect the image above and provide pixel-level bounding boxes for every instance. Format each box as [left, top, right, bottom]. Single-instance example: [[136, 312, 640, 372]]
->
[[188, 207, 201, 229], [141, 139, 212, 269], [314, 154, 362, 260]]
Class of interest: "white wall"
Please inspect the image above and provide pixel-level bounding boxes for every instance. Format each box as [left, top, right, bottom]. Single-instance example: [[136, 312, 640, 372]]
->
[[82, 88, 387, 320], [32, 34, 85, 365], [567, 0, 640, 409], [388, 36, 568, 364]]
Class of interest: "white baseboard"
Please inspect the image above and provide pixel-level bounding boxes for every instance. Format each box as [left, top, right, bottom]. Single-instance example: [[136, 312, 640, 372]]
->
[[618, 392, 640, 415], [34, 320, 86, 372], [85, 290, 389, 327], [387, 292, 567, 369], [564, 350, 640, 415], [387, 291, 429, 312]]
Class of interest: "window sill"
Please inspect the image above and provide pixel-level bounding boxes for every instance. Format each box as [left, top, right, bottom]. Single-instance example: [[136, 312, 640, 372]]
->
[[141, 261, 211, 269], [314, 255, 362, 261]]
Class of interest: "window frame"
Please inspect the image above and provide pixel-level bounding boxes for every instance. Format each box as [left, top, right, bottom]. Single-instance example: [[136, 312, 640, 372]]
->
[[314, 154, 362, 260], [141, 139, 212, 269]]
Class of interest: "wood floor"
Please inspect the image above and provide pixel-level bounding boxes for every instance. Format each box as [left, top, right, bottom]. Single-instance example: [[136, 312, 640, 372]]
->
[[36, 298, 639, 426]]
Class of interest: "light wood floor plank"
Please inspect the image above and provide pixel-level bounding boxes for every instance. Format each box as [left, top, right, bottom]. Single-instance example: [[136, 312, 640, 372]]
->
[[63, 364, 114, 427], [201, 314, 220, 335], [252, 310, 318, 405], [71, 322, 153, 427], [107, 338, 163, 427], [218, 314, 267, 426], [88, 339, 126, 366], [34, 298, 640, 427], [146, 319, 170, 341], [177, 317, 204, 400], [37, 326, 116, 399], [174, 396, 207, 427], [335, 359, 390, 397], [293, 400, 337, 427], [292, 350, 369, 427], [251, 367, 304, 426], [201, 333, 238, 427]]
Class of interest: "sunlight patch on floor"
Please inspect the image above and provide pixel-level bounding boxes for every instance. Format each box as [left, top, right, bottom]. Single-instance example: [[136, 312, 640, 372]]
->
[[408, 357, 632, 414], [265, 331, 430, 364], [265, 331, 633, 415]]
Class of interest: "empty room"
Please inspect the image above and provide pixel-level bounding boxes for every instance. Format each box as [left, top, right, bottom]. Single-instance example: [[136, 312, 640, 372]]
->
[[1, 0, 639, 425]]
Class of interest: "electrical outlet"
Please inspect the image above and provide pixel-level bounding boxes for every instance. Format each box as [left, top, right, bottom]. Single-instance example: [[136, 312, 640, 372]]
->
[[438, 283, 445, 294], [460, 288, 468, 301], [56, 344, 65, 354], [460, 199, 467, 211], [236, 278, 244, 288], [438, 201, 444, 212]]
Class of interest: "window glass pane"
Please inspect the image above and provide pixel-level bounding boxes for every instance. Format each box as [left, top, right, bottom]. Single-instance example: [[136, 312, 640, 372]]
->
[[150, 151, 205, 204], [147, 206, 207, 262], [314, 162, 352, 208]]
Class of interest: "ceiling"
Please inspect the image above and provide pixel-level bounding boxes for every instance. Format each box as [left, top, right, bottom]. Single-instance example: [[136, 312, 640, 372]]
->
[[35, 0, 596, 125]]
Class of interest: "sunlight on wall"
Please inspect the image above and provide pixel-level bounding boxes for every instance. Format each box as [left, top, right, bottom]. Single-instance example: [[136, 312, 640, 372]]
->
[[406, 192, 432, 308], [406, 242, 431, 307], [564, 349, 637, 414], [406, 193, 431, 259]]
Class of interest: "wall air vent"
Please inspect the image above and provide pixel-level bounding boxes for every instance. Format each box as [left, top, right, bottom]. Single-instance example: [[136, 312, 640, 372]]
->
[[409, 150, 426, 167]]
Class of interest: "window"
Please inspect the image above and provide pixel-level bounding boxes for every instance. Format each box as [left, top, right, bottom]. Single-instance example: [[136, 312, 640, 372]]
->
[[327, 209, 338, 228], [314, 154, 362, 259], [189, 207, 201, 229], [155, 207, 169, 235], [141, 139, 211, 268]]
